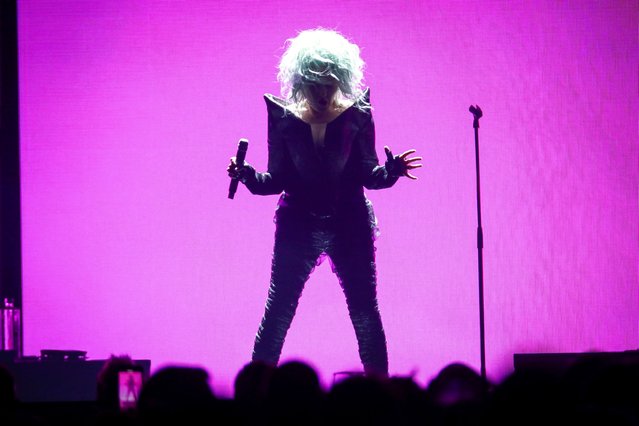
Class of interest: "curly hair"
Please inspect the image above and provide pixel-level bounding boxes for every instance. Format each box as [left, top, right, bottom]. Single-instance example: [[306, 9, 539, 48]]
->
[[277, 28, 368, 109]]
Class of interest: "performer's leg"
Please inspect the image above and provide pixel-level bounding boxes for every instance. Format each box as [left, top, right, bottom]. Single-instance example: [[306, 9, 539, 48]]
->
[[328, 215, 388, 377], [252, 213, 323, 365]]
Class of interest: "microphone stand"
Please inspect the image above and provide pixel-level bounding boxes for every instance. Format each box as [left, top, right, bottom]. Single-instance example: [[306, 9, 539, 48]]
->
[[469, 105, 486, 381]]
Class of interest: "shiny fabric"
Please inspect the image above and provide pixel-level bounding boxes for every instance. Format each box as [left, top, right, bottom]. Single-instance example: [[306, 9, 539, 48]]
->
[[244, 89, 399, 376]]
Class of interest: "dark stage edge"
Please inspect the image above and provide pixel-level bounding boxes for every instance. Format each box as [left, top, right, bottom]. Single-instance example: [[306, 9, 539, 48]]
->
[[513, 350, 639, 375], [3, 351, 638, 402]]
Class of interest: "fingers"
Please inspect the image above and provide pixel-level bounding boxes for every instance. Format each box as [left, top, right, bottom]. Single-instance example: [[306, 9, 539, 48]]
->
[[384, 147, 423, 180], [401, 150, 422, 180], [228, 157, 240, 178], [405, 161, 422, 181], [384, 146, 393, 162], [399, 149, 421, 176], [388, 147, 421, 163], [405, 172, 418, 180], [399, 149, 416, 159]]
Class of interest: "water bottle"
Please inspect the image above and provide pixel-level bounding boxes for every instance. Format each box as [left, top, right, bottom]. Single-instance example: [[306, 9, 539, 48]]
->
[[1, 298, 21, 357]]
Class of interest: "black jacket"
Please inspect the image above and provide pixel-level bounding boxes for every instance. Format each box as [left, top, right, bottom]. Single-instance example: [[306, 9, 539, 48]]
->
[[244, 89, 400, 216]]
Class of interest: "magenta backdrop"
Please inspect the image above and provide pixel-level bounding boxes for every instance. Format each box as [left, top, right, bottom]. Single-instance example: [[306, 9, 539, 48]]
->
[[18, 0, 638, 397]]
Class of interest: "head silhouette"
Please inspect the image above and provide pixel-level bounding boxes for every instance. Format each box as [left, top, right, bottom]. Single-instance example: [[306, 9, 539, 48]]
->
[[96, 354, 139, 412], [137, 365, 214, 424], [426, 362, 488, 407]]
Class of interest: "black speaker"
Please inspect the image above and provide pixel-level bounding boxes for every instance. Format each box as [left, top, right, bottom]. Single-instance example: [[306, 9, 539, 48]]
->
[[1, 355, 151, 402], [513, 350, 639, 376]]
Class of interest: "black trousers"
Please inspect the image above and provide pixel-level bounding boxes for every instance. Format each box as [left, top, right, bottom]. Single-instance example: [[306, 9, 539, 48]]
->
[[251, 199, 388, 376]]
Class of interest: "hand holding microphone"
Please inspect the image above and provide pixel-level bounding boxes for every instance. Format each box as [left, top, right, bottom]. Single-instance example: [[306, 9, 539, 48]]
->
[[228, 138, 251, 199]]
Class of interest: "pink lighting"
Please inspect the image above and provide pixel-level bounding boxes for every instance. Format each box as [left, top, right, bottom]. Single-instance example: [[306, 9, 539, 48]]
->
[[18, 0, 637, 397]]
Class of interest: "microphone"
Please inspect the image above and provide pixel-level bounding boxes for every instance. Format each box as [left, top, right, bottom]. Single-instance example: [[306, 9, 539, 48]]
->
[[228, 138, 249, 199], [469, 104, 483, 118], [469, 105, 483, 129]]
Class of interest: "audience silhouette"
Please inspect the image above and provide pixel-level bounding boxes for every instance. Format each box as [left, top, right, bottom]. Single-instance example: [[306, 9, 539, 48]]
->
[[0, 354, 637, 425], [94, 354, 143, 425], [233, 360, 274, 425], [137, 365, 215, 425], [425, 362, 489, 425], [264, 360, 323, 426]]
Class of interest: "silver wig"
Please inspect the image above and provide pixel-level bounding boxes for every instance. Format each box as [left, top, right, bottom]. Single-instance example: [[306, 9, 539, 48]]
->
[[277, 28, 368, 108]]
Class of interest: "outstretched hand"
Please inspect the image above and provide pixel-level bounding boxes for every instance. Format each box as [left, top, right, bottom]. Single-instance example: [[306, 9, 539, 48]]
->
[[384, 146, 422, 180]]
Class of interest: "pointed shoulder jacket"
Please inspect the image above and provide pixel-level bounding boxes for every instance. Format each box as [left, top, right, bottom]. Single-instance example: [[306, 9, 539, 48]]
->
[[244, 89, 400, 216]]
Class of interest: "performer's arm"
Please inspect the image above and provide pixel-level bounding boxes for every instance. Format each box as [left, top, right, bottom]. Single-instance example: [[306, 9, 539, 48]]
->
[[358, 114, 402, 190], [357, 112, 423, 188], [237, 116, 287, 196]]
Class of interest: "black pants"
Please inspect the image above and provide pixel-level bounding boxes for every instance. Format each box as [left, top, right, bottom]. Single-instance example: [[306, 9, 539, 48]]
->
[[251, 200, 388, 376]]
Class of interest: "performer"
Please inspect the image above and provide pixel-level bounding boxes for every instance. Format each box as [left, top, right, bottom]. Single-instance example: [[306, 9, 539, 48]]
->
[[227, 28, 421, 376]]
